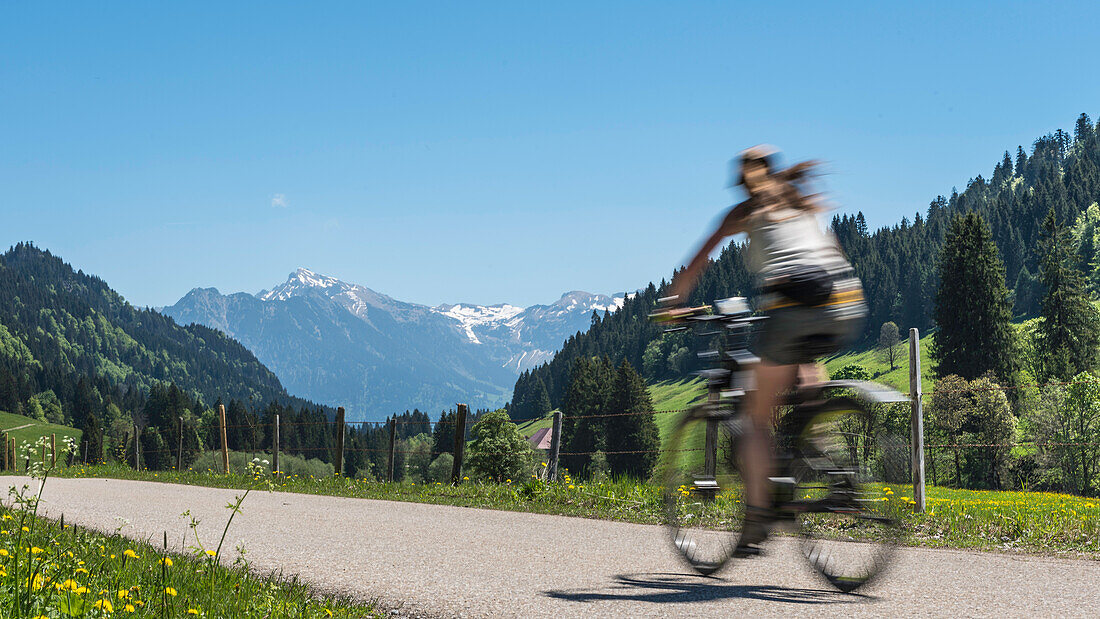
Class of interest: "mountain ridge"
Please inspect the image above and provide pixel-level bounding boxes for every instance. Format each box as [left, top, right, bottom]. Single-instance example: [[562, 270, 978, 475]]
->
[[162, 268, 627, 420]]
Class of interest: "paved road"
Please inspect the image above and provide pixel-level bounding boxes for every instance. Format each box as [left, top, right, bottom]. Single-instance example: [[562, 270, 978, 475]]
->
[[7, 477, 1099, 617]]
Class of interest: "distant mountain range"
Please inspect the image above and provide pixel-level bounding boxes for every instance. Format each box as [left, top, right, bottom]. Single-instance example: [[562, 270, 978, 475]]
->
[[161, 268, 626, 420]]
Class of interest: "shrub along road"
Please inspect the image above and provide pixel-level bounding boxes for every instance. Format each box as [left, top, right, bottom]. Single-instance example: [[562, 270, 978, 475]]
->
[[8, 476, 1098, 618]]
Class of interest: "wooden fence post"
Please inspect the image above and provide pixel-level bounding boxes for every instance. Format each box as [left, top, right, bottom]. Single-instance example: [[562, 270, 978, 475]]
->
[[909, 327, 926, 512], [548, 411, 563, 482], [450, 404, 468, 485], [2, 432, 7, 471], [50, 434, 56, 468], [133, 425, 141, 470], [272, 414, 280, 476], [219, 404, 230, 474], [387, 418, 396, 482], [701, 380, 721, 478], [334, 407, 345, 477], [177, 417, 184, 471]]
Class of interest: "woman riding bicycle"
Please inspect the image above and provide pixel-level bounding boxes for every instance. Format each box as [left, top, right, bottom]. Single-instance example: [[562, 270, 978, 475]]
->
[[661, 146, 866, 554]]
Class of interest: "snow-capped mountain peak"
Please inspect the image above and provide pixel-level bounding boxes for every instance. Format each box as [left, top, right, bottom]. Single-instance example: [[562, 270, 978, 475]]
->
[[259, 268, 344, 301]]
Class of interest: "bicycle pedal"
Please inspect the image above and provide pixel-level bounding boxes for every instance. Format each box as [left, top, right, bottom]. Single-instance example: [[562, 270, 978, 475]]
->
[[734, 545, 761, 558]]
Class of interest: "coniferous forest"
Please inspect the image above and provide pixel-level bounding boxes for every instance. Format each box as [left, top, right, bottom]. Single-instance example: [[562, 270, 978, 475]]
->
[[511, 113, 1100, 419]]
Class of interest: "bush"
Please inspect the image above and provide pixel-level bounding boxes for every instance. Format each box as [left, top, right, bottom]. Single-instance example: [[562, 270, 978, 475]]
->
[[466, 410, 535, 482], [188, 450, 334, 478], [427, 453, 453, 482]]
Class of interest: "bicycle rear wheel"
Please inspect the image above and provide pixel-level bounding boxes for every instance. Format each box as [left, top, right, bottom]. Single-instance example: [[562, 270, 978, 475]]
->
[[789, 397, 904, 592], [660, 404, 745, 575]]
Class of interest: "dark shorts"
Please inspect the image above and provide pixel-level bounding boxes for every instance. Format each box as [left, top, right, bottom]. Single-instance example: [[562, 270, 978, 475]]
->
[[753, 278, 866, 365]]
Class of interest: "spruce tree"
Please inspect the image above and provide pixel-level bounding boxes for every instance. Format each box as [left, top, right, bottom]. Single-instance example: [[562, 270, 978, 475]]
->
[[604, 360, 660, 479], [1038, 208, 1100, 380], [80, 410, 105, 465], [932, 212, 1018, 382], [558, 356, 611, 477], [432, 410, 456, 455]]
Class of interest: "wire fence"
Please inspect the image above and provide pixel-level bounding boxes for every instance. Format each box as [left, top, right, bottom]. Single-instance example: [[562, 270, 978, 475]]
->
[[4, 374, 1098, 498]]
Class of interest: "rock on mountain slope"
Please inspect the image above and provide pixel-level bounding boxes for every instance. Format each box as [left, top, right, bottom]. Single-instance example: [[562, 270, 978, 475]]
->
[[162, 269, 624, 420]]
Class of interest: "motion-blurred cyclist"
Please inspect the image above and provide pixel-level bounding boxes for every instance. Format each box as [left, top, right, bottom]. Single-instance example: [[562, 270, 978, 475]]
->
[[658, 146, 866, 554]]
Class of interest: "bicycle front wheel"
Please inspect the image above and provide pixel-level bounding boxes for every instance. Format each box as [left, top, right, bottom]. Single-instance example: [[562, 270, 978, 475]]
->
[[660, 404, 745, 575], [790, 397, 905, 592]]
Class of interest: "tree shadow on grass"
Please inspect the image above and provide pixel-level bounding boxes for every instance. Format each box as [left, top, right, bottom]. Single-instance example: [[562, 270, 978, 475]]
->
[[544, 572, 873, 607]]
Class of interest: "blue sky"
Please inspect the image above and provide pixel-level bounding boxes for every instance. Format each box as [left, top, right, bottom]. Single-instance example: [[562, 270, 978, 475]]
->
[[2, 2, 1098, 308]]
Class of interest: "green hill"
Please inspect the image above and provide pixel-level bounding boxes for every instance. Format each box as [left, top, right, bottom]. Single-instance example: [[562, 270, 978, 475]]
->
[[0, 243, 331, 433], [823, 330, 935, 394], [0, 410, 81, 455]]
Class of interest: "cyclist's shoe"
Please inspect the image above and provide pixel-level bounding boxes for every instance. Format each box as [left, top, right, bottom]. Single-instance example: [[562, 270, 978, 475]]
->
[[733, 505, 773, 558]]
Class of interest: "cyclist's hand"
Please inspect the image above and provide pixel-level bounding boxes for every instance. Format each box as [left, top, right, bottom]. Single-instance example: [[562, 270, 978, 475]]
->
[[650, 296, 701, 323]]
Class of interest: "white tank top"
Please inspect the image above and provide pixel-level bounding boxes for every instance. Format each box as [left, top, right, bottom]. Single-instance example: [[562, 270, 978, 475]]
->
[[744, 208, 851, 280]]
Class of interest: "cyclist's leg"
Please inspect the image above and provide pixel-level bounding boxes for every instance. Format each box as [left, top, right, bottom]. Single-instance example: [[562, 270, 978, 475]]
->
[[742, 360, 797, 510]]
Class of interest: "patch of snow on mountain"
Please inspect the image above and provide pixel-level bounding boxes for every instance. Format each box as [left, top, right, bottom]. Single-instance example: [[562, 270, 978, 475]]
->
[[592, 296, 626, 312], [434, 303, 524, 344]]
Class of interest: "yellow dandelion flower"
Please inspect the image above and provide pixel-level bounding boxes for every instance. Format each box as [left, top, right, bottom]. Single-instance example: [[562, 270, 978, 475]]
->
[[159, 557, 173, 566], [0, 549, 8, 557], [93, 599, 114, 612], [205, 550, 217, 557], [30, 546, 44, 554], [568, 484, 575, 489], [165, 586, 178, 596], [123, 549, 139, 559], [118, 589, 131, 599], [124, 604, 136, 613], [22, 526, 30, 532], [187, 610, 200, 616]]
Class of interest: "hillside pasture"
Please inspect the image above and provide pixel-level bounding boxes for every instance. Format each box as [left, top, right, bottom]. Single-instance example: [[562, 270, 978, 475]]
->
[[0, 410, 81, 453]]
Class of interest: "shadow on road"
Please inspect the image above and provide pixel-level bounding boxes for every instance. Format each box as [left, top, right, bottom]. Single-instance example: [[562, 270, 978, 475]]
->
[[544, 572, 870, 607]]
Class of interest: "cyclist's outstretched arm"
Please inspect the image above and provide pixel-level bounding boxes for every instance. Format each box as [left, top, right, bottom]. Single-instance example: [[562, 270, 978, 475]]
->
[[667, 201, 751, 305]]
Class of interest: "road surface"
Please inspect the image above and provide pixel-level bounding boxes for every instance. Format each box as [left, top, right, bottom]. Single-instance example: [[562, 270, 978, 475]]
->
[[6, 476, 1098, 617]]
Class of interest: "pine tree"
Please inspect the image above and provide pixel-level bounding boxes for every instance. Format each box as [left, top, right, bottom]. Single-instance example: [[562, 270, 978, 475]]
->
[[530, 377, 551, 419], [432, 410, 457, 455], [1038, 208, 1100, 380], [559, 357, 604, 477], [603, 360, 660, 479], [80, 410, 105, 465], [932, 212, 1018, 382]]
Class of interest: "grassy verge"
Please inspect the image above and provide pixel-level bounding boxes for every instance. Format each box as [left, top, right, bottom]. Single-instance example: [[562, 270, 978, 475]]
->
[[0, 474, 381, 617], [36, 464, 1100, 558]]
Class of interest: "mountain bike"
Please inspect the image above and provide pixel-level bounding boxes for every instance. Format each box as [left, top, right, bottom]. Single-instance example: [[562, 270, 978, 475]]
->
[[653, 297, 908, 592]]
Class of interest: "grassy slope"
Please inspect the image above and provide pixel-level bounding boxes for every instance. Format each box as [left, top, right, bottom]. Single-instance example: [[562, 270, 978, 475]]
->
[[0, 411, 81, 450], [514, 378, 706, 447], [822, 330, 936, 394]]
